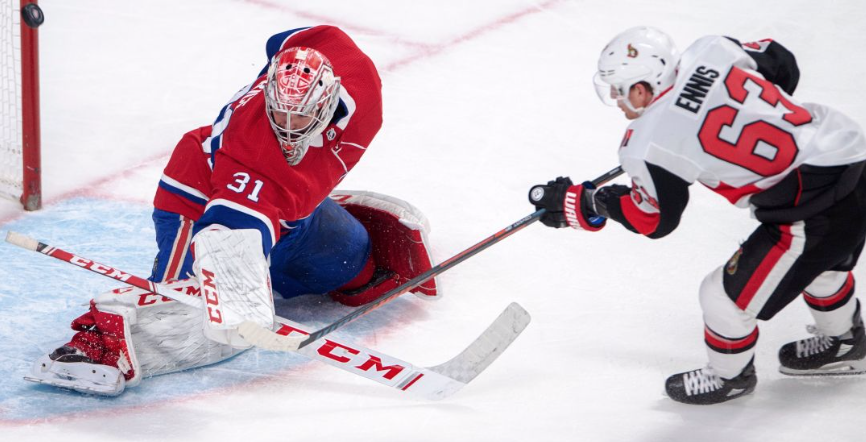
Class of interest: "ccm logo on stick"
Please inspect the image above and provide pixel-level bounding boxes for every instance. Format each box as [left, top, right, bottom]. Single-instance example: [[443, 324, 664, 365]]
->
[[276, 324, 406, 381], [70, 255, 132, 281]]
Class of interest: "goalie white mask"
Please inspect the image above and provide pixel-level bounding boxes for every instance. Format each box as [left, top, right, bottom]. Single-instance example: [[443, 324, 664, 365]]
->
[[265, 47, 342, 166], [593, 26, 679, 115]]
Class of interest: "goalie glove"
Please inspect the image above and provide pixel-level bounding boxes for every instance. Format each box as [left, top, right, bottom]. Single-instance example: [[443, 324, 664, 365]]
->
[[529, 177, 606, 231], [193, 228, 275, 348]]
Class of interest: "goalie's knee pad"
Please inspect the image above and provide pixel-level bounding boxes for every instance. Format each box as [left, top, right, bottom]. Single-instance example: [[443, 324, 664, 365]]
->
[[329, 190, 440, 306], [28, 279, 243, 396]]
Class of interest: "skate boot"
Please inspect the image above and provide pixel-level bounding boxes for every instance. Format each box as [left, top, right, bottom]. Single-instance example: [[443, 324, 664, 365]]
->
[[778, 301, 866, 375], [25, 345, 126, 396], [665, 359, 757, 405]]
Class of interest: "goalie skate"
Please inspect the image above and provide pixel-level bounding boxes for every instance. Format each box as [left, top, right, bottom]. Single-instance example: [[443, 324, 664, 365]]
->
[[25, 347, 126, 396]]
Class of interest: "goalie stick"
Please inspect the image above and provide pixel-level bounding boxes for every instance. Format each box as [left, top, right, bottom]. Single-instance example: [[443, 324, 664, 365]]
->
[[240, 165, 626, 352], [5, 231, 530, 400]]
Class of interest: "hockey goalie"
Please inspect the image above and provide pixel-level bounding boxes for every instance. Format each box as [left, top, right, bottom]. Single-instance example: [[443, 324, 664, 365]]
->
[[26, 25, 439, 396]]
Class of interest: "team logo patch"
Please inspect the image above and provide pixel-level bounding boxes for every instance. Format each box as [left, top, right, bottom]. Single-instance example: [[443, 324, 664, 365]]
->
[[326, 128, 336, 141], [726, 248, 743, 275], [627, 43, 638, 58]]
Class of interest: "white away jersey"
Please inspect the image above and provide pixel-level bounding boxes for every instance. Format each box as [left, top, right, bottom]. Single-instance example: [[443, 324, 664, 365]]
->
[[614, 36, 866, 233]]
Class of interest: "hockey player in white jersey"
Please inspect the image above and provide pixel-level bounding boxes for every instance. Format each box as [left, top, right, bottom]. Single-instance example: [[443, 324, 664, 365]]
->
[[529, 26, 866, 404]]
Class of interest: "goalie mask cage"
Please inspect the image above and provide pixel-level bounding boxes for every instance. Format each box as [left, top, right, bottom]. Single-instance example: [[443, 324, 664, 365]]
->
[[1, 0, 41, 211]]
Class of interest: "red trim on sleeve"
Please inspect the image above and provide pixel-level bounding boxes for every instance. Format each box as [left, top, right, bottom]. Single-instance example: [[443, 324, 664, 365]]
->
[[619, 194, 660, 235]]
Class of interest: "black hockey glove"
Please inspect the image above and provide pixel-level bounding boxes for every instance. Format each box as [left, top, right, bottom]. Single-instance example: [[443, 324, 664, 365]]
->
[[529, 177, 607, 231], [528, 176, 574, 228]]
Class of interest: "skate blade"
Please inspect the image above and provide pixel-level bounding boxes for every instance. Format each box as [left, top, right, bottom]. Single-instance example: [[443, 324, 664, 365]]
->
[[779, 359, 866, 377], [24, 374, 125, 396], [25, 356, 126, 396]]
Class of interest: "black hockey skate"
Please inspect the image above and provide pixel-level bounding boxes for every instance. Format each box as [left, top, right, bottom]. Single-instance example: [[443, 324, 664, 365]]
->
[[665, 359, 757, 405], [778, 301, 866, 376]]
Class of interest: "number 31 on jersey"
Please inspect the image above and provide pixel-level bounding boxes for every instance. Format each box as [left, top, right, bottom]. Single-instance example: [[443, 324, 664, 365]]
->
[[227, 172, 264, 202]]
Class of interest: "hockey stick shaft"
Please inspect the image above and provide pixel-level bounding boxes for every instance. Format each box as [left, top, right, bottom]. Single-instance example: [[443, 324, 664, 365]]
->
[[4, 231, 202, 308], [589, 165, 625, 188], [296, 165, 624, 349]]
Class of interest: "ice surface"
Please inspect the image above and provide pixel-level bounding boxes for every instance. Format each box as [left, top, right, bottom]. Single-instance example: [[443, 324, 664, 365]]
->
[[1, 1, 865, 441]]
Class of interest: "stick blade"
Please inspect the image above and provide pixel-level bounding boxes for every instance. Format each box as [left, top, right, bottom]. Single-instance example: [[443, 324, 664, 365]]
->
[[5, 231, 40, 250], [427, 302, 531, 386]]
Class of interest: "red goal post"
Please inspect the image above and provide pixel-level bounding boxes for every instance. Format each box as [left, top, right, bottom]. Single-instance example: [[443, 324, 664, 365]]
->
[[1, 0, 42, 211]]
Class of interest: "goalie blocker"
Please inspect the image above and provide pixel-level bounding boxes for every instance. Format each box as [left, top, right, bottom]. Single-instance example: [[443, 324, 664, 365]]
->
[[27, 190, 440, 396]]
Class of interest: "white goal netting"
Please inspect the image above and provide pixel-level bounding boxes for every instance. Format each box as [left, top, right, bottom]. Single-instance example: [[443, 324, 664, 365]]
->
[[0, 0, 23, 201]]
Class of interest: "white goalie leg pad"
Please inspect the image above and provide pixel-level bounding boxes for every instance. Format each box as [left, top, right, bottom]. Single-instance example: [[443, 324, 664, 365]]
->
[[100, 279, 244, 384], [803, 271, 858, 336], [193, 228, 275, 348], [27, 279, 242, 395], [119, 279, 246, 381], [699, 267, 759, 379]]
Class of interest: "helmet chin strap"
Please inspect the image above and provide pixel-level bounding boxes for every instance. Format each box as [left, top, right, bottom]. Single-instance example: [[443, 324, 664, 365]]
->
[[616, 96, 645, 116]]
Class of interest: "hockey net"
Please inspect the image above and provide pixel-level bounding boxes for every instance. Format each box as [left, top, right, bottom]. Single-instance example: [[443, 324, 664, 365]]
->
[[0, 0, 41, 210]]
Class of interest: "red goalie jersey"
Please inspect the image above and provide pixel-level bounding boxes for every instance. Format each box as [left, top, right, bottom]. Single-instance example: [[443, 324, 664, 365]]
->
[[154, 26, 383, 254]]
